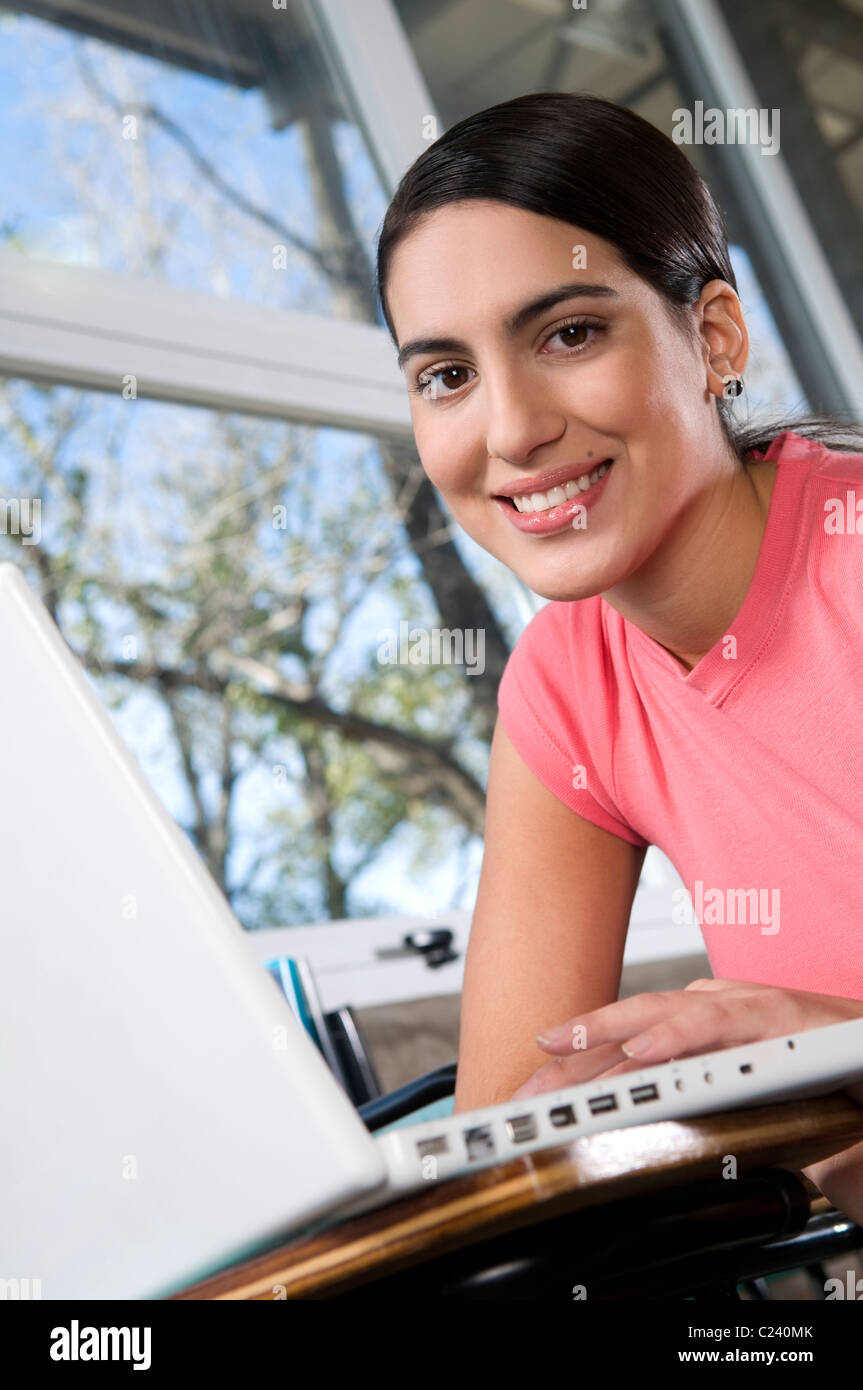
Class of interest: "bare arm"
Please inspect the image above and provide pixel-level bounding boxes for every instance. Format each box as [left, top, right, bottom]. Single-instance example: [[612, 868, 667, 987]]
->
[[453, 715, 647, 1113]]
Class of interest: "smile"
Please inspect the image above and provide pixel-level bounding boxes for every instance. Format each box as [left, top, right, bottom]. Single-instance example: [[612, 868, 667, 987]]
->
[[494, 459, 616, 536], [508, 460, 611, 512]]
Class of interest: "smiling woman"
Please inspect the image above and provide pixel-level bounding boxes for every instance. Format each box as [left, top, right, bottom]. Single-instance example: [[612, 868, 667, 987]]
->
[[372, 90, 863, 1225]]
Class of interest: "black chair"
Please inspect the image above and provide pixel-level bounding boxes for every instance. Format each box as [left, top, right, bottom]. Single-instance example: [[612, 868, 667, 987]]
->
[[334, 1164, 863, 1301], [356, 1065, 863, 1301], [358, 1062, 458, 1130]]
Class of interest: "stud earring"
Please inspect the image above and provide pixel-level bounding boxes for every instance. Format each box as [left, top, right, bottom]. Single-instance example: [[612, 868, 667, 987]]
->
[[721, 373, 744, 399]]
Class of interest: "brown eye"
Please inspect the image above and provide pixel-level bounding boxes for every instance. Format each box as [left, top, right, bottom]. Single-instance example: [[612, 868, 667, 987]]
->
[[557, 325, 588, 347], [435, 366, 469, 392], [541, 318, 605, 354], [413, 363, 474, 399]]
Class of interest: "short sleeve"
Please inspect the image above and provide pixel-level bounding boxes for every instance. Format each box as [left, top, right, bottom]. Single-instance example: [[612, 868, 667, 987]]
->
[[497, 601, 649, 848]]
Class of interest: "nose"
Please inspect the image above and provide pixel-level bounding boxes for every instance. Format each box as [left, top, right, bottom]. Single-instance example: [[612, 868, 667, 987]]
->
[[483, 371, 568, 469]]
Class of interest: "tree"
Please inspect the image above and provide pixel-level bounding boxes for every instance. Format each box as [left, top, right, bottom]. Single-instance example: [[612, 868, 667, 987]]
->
[[0, 15, 522, 925]]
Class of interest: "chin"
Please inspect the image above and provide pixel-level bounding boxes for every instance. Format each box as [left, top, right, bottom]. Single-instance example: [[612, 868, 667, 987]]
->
[[518, 567, 610, 605]]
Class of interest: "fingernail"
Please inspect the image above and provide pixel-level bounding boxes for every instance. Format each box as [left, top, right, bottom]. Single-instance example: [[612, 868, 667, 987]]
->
[[621, 1033, 654, 1057], [512, 1079, 540, 1100], [537, 1023, 579, 1046], [539, 1023, 586, 1045]]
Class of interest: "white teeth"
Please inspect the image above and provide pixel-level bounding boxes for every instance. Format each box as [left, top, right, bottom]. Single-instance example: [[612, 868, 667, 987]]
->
[[512, 461, 611, 513]]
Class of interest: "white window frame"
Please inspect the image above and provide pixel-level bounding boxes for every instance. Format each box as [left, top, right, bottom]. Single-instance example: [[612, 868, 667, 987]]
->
[[0, 251, 413, 438], [2, 0, 861, 438], [2, 0, 858, 978]]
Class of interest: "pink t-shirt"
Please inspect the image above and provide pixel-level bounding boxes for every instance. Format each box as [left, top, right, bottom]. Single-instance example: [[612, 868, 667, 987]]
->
[[497, 429, 863, 998]]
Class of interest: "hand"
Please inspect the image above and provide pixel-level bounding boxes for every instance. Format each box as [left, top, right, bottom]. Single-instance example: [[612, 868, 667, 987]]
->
[[510, 977, 863, 1229], [510, 978, 863, 1103]]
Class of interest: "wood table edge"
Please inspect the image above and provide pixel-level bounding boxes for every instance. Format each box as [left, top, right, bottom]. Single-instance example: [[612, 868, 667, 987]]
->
[[173, 1092, 863, 1299]]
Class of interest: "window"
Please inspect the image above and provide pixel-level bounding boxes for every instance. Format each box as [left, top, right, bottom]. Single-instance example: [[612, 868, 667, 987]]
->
[[0, 374, 521, 925], [4, 0, 860, 946], [1, 2, 387, 320], [392, 0, 812, 417]]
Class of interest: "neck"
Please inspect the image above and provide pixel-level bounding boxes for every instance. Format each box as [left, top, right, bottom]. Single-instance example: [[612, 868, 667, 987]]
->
[[601, 452, 778, 674]]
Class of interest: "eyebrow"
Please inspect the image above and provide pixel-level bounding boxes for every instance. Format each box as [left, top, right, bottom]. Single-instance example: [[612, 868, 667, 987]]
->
[[395, 281, 620, 371]]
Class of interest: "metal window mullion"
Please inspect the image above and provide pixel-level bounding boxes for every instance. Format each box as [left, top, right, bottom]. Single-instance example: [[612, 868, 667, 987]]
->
[[301, 0, 437, 196], [304, 0, 547, 622], [656, 0, 863, 419]]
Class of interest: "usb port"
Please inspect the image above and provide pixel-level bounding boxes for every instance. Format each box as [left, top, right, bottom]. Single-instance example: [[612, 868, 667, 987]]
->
[[588, 1093, 618, 1115], [464, 1125, 495, 1161], [629, 1083, 659, 1104], [416, 1135, 449, 1159], [505, 1114, 538, 1144], [549, 1103, 576, 1127]]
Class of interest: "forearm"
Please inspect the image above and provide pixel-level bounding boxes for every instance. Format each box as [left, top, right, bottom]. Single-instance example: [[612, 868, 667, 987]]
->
[[802, 1096, 863, 1227]]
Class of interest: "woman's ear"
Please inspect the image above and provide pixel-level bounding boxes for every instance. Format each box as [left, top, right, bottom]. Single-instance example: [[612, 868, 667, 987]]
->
[[697, 280, 749, 394]]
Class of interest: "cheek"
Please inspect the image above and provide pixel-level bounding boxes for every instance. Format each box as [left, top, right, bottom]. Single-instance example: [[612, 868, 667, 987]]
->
[[413, 420, 476, 499], [586, 346, 671, 427], [631, 334, 707, 420]]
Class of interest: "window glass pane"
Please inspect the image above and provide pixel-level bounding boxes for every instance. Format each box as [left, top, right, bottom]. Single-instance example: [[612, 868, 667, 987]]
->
[[393, 0, 808, 414], [0, 375, 526, 926], [1, 2, 387, 321], [716, 0, 863, 340], [393, 0, 831, 901]]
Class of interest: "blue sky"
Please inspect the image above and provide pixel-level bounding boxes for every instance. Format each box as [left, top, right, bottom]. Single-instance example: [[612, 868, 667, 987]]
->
[[0, 7, 810, 928]]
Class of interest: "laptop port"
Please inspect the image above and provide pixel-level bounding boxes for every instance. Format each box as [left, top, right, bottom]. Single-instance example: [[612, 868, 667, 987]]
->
[[549, 1103, 576, 1127], [588, 1093, 618, 1115], [505, 1114, 538, 1143], [416, 1135, 449, 1159], [629, 1083, 659, 1104], [464, 1125, 495, 1161]]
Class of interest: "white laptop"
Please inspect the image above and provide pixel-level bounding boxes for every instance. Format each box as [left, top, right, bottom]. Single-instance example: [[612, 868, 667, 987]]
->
[[3, 559, 863, 1301]]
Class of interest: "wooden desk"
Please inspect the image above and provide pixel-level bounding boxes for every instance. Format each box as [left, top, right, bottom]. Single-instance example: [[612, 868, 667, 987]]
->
[[173, 1093, 863, 1299]]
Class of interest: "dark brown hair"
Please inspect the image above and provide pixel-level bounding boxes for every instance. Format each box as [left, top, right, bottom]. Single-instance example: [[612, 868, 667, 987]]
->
[[376, 91, 863, 457]]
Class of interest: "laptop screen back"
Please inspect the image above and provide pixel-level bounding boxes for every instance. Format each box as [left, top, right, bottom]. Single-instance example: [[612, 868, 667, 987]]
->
[[0, 564, 386, 1299]]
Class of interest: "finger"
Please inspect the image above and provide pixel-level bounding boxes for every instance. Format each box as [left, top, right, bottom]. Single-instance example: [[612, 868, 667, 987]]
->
[[685, 978, 788, 1005], [510, 1042, 629, 1101], [589, 1056, 656, 1081], [616, 994, 770, 1065], [536, 991, 691, 1055]]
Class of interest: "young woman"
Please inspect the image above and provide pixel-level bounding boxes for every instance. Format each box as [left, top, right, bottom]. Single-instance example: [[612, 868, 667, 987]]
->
[[375, 91, 863, 1220]]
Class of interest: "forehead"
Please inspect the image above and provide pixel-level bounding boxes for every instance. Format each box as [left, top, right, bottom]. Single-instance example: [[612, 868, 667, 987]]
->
[[386, 200, 628, 336]]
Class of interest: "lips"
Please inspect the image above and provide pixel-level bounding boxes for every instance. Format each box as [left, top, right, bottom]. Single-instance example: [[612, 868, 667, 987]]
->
[[494, 458, 615, 503], [494, 459, 616, 535]]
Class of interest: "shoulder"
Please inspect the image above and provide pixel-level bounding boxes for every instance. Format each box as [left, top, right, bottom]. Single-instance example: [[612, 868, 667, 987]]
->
[[810, 446, 863, 487], [790, 436, 863, 533], [496, 594, 648, 846], [502, 595, 606, 672], [773, 429, 863, 484], [498, 595, 611, 729]]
